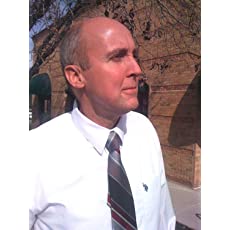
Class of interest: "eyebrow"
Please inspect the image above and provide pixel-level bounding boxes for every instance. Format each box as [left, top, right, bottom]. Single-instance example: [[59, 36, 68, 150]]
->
[[106, 48, 128, 59], [105, 47, 138, 59]]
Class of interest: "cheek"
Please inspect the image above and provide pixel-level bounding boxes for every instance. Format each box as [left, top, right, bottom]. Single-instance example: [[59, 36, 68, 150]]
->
[[85, 62, 126, 96], [95, 67, 124, 90], [97, 81, 121, 100]]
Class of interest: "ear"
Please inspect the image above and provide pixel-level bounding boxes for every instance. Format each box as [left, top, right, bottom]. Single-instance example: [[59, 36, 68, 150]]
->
[[64, 65, 85, 89]]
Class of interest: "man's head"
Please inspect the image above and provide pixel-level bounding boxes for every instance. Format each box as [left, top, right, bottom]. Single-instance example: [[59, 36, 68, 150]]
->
[[60, 17, 142, 127]]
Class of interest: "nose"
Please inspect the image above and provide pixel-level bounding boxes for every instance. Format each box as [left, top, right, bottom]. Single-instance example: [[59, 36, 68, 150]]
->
[[127, 57, 142, 80]]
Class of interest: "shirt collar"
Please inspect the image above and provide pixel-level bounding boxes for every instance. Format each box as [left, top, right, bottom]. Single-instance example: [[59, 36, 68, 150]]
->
[[71, 101, 126, 155]]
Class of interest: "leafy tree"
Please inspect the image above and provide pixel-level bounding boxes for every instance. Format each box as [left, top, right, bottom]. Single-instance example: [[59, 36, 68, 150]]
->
[[29, 0, 98, 79], [29, 0, 200, 79]]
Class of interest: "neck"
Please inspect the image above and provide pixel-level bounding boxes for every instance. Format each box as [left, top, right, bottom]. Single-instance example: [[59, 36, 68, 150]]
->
[[78, 104, 120, 129]]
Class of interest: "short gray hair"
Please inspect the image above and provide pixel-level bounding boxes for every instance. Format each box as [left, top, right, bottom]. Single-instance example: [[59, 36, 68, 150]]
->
[[60, 18, 90, 71]]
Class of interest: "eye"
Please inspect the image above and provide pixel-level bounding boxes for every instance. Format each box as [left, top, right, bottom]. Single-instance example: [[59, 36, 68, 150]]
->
[[133, 50, 139, 61], [133, 54, 139, 62]]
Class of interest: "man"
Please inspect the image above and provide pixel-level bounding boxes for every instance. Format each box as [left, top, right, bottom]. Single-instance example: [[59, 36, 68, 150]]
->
[[29, 17, 176, 230]]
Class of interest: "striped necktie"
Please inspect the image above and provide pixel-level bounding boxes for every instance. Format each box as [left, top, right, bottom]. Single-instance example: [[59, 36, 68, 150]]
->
[[106, 131, 137, 230]]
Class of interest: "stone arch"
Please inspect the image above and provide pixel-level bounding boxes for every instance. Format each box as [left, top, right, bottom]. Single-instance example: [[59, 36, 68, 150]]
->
[[134, 79, 149, 117], [29, 72, 52, 129]]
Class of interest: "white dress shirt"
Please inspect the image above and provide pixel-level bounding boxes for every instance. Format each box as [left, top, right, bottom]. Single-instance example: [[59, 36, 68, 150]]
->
[[29, 105, 176, 230]]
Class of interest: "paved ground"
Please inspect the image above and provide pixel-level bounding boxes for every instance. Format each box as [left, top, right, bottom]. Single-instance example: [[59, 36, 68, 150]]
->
[[168, 181, 201, 230]]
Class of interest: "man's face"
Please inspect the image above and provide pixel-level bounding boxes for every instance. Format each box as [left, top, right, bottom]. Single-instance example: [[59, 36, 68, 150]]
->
[[81, 19, 142, 119]]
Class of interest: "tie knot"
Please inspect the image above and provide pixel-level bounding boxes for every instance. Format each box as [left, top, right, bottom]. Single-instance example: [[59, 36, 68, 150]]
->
[[106, 131, 122, 153]]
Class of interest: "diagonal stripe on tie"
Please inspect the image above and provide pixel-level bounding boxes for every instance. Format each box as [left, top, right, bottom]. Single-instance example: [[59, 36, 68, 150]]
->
[[106, 131, 137, 230], [109, 194, 137, 228], [108, 153, 132, 196], [109, 176, 136, 220]]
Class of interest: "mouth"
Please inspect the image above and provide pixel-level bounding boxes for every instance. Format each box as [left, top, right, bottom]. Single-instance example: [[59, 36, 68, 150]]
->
[[122, 86, 138, 95]]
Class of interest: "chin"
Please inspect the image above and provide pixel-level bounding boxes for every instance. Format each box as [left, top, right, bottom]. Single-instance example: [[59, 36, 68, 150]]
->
[[115, 98, 139, 114], [125, 101, 139, 113]]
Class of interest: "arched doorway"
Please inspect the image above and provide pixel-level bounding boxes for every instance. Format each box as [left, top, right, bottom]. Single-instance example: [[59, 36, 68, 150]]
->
[[29, 73, 52, 129], [134, 79, 149, 117]]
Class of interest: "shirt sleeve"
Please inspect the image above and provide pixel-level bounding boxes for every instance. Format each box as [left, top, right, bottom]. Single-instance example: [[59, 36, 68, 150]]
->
[[158, 180, 176, 230], [150, 123, 176, 229]]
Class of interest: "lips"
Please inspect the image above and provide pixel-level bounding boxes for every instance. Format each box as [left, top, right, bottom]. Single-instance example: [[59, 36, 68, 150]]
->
[[122, 85, 137, 90], [122, 86, 138, 94]]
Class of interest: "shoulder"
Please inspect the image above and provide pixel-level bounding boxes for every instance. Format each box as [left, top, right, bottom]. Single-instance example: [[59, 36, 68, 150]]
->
[[30, 112, 72, 136], [126, 111, 161, 149], [126, 111, 156, 132], [29, 111, 87, 170], [29, 112, 78, 158]]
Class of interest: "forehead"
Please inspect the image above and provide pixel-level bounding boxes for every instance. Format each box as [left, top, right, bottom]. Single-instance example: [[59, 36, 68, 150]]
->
[[83, 19, 136, 54]]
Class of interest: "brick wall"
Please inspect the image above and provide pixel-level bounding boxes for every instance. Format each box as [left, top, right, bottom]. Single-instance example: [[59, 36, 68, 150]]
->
[[140, 53, 200, 188], [132, 2, 201, 188]]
